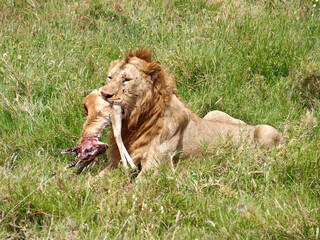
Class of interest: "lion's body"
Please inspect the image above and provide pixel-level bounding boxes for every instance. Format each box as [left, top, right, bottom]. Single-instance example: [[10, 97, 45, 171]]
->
[[99, 48, 281, 173]]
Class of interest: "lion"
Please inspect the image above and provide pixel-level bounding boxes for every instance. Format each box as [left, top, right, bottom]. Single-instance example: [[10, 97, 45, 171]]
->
[[95, 48, 281, 175]]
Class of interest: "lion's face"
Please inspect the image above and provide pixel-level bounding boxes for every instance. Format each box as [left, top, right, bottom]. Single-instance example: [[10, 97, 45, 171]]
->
[[100, 57, 160, 117]]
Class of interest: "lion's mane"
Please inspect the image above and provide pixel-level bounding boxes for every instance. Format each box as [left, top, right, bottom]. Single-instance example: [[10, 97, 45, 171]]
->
[[107, 48, 178, 164]]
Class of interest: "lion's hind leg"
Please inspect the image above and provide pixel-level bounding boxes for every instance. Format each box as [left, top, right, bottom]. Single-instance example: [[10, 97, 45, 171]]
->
[[253, 125, 282, 148], [204, 110, 245, 125]]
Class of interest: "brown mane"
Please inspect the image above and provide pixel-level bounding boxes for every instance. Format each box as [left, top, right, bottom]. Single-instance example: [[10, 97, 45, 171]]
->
[[108, 48, 178, 162], [125, 47, 154, 63]]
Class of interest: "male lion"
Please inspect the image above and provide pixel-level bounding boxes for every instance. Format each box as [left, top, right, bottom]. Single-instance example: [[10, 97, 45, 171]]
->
[[97, 48, 281, 175]]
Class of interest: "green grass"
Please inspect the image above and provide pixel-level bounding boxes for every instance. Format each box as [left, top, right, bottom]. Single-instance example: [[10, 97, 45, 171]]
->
[[1, 0, 320, 239]]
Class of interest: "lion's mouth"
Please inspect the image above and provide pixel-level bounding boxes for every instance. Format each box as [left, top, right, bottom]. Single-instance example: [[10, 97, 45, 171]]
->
[[108, 99, 121, 105], [103, 94, 121, 102], [105, 99, 127, 118]]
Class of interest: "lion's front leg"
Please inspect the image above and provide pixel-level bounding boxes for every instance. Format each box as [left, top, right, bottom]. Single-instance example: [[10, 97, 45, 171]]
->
[[138, 134, 182, 175]]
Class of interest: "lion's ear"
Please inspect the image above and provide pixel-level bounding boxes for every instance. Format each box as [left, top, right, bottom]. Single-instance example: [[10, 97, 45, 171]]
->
[[109, 60, 120, 69], [144, 61, 161, 80]]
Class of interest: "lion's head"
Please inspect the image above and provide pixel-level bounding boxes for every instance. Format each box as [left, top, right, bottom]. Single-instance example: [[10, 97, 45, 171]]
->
[[100, 48, 177, 130]]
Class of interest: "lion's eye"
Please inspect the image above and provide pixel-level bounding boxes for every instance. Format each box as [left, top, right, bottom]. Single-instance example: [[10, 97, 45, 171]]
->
[[123, 78, 131, 84], [107, 76, 112, 82]]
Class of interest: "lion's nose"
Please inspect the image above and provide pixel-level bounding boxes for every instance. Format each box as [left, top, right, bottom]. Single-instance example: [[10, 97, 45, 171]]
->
[[100, 90, 114, 99]]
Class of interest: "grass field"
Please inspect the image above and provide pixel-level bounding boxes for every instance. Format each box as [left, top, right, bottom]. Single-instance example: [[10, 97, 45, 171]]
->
[[0, 0, 320, 239]]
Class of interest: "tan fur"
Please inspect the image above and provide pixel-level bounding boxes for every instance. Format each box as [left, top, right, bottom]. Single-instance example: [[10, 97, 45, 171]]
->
[[99, 48, 281, 173], [78, 90, 112, 145]]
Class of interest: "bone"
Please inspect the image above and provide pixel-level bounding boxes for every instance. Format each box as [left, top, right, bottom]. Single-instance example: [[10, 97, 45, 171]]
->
[[111, 105, 137, 169]]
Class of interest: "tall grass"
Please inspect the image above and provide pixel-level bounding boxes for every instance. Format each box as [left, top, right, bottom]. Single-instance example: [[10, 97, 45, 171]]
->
[[0, 0, 319, 239]]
